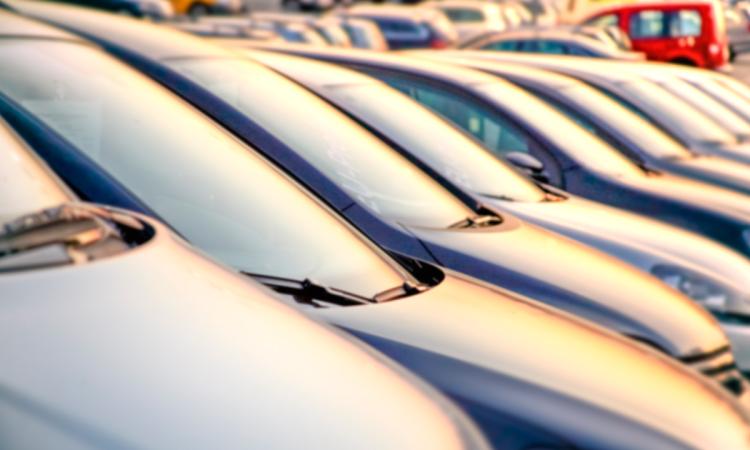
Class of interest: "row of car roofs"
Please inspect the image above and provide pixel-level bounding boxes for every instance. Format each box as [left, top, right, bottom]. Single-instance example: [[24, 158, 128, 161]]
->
[[6, 1, 750, 449]]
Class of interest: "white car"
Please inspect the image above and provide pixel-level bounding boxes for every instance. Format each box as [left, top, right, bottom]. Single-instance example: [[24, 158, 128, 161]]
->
[[423, 0, 506, 41], [0, 118, 487, 450]]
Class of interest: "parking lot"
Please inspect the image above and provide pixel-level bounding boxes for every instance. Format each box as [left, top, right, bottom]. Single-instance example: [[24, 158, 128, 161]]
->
[[6, 0, 750, 449]]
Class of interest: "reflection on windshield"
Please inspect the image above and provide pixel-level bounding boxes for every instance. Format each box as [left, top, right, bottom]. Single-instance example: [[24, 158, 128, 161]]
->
[[618, 80, 736, 146], [166, 57, 473, 228], [655, 78, 750, 138], [475, 82, 643, 177], [0, 39, 408, 297], [560, 85, 692, 160], [324, 83, 547, 202]]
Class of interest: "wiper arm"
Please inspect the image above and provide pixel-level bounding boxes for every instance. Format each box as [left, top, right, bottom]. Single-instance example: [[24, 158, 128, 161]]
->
[[449, 213, 503, 229], [241, 272, 374, 308], [374, 280, 429, 303]]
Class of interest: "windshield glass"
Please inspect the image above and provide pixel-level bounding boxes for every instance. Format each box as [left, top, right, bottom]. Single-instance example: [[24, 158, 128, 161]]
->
[[692, 76, 750, 123], [559, 84, 692, 159], [323, 83, 547, 202], [166, 57, 473, 228], [0, 39, 407, 297], [654, 78, 750, 139], [617, 79, 736, 146], [474, 82, 644, 177]]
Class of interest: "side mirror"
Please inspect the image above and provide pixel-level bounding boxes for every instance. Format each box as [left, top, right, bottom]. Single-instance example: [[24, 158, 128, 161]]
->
[[505, 151, 548, 183]]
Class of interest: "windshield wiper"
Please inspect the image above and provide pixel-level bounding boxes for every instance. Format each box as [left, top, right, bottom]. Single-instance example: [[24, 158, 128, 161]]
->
[[449, 213, 503, 229], [241, 272, 374, 308], [374, 280, 429, 302]]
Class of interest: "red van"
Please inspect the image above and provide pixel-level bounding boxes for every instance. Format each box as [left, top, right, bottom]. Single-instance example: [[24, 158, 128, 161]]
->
[[581, 0, 729, 69]]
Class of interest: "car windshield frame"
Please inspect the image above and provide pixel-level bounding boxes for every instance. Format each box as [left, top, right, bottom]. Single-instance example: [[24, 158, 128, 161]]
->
[[0, 38, 413, 298], [164, 55, 475, 229]]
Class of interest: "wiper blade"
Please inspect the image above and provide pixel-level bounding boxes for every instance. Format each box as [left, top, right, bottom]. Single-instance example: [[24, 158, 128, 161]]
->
[[241, 272, 374, 308], [449, 213, 503, 229], [374, 280, 429, 303]]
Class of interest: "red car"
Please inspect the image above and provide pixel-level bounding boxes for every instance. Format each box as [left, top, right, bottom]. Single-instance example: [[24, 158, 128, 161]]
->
[[582, 0, 729, 68]]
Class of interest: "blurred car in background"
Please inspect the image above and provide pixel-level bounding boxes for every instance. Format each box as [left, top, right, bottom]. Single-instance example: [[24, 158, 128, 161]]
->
[[0, 113, 482, 450], [175, 16, 330, 44], [250, 12, 352, 46], [4, 10, 750, 450], [580, 0, 730, 68], [247, 48, 750, 371], [498, 0, 534, 27], [169, 0, 242, 16], [423, 0, 506, 41], [41, 0, 174, 19], [336, 4, 458, 48], [458, 26, 645, 59]]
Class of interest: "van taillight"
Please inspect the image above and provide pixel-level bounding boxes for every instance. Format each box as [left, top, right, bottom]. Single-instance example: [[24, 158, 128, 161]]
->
[[430, 38, 448, 49]]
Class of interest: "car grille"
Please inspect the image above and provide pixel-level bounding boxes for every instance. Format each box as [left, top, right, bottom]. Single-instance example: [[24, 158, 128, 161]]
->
[[682, 346, 747, 397]]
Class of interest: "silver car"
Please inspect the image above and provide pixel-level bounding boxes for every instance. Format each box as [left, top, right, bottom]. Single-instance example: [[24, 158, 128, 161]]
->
[[0, 116, 488, 450]]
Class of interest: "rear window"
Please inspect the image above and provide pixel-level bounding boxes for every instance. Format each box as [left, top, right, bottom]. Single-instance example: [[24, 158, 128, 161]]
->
[[629, 9, 702, 39]]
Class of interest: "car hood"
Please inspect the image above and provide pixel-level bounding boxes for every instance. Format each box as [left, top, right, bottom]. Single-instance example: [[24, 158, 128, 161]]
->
[[491, 194, 750, 298], [406, 217, 726, 358], [317, 274, 750, 450], [0, 211, 474, 450]]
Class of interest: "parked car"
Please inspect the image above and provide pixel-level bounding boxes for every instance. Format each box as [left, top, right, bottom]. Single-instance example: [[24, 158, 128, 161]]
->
[[169, 20, 284, 40], [330, 16, 389, 50], [40, 0, 174, 19], [423, 0, 506, 41], [443, 52, 750, 167], [670, 65, 750, 121], [336, 5, 458, 49], [168, 0, 242, 16], [498, 0, 533, 28], [445, 54, 750, 194], [21, 0, 750, 389], [248, 13, 352, 46], [0, 114, 483, 450], [5, 9, 750, 450], [239, 44, 750, 263], [580, 0, 730, 68], [246, 48, 750, 372], [458, 26, 645, 59]]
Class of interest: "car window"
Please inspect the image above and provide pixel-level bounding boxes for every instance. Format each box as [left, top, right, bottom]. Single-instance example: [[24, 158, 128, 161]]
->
[[671, 9, 702, 37], [0, 39, 409, 297], [166, 57, 473, 228], [322, 82, 548, 202], [482, 39, 519, 50], [443, 7, 485, 23], [630, 10, 666, 38], [375, 18, 429, 39], [533, 40, 567, 54]]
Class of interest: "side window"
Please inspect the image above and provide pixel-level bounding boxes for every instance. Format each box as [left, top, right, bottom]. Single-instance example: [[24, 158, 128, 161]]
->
[[366, 72, 530, 155], [630, 10, 666, 38], [376, 19, 427, 39], [585, 13, 618, 28], [536, 40, 568, 54], [444, 8, 485, 22], [670, 9, 702, 37], [483, 39, 519, 50]]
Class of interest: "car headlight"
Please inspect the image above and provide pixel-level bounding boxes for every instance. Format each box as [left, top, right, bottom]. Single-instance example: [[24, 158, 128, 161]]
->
[[651, 265, 731, 312]]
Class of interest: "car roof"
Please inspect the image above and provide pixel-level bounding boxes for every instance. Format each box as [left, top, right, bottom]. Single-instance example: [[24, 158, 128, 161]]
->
[[3, 0, 237, 60], [236, 42, 504, 86], [342, 4, 443, 21], [0, 7, 82, 41]]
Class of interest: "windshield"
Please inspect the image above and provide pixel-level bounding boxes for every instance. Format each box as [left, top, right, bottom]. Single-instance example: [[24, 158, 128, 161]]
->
[[166, 57, 473, 228], [692, 76, 750, 123], [474, 82, 644, 177], [654, 78, 750, 139], [323, 83, 547, 202], [0, 119, 72, 221], [0, 39, 408, 297], [617, 80, 736, 146], [558, 84, 693, 160]]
